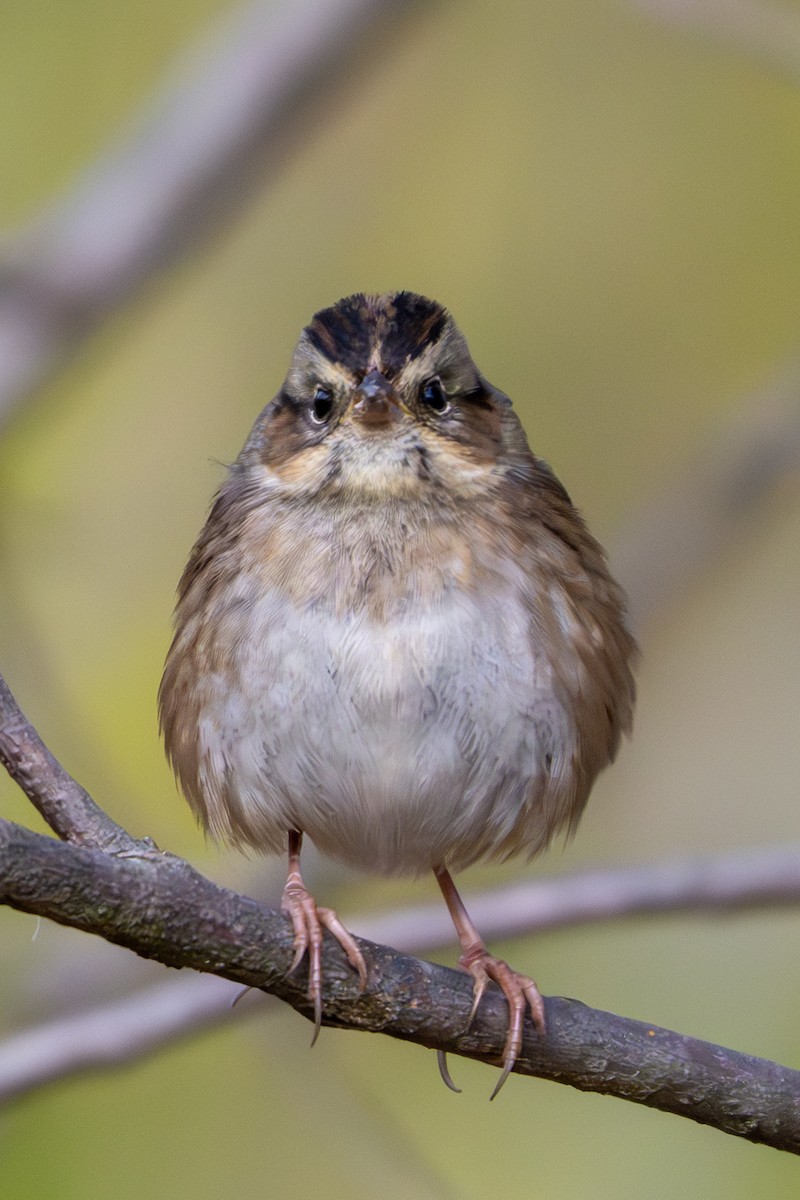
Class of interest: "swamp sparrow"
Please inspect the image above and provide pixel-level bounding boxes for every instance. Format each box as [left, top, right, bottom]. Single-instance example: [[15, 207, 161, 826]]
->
[[159, 292, 636, 1096]]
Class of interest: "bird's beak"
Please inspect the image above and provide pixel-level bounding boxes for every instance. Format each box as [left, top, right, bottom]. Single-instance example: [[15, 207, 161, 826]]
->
[[351, 369, 402, 428]]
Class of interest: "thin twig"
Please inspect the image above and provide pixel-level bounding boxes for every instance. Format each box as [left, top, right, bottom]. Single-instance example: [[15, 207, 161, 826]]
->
[[0, 675, 136, 852], [0, 0, 428, 428]]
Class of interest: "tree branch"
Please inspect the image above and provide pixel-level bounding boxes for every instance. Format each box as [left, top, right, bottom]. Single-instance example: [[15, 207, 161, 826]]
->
[[4, 839, 800, 1105], [0, 675, 136, 852], [0, 0, 428, 428], [1, 817, 799, 1151], [1, 668, 800, 1151]]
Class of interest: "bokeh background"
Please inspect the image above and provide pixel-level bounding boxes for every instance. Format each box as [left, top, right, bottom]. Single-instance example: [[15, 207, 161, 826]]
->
[[2, 0, 800, 1196]]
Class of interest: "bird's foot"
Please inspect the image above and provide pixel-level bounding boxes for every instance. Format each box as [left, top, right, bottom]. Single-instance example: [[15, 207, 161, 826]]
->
[[459, 942, 546, 1100], [281, 879, 367, 1045]]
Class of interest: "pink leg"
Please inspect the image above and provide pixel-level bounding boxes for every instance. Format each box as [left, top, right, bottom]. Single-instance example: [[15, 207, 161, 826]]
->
[[281, 830, 367, 1044], [434, 864, 545, 1099]]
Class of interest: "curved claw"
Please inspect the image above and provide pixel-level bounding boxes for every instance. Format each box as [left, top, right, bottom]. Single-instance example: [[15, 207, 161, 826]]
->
[[466, 972, 488, 1030], [309, 983, 323, 1048], [490, 1059, 514, 1101], [459, 946, 546, 1100], [436, 1049, 462, 1094]]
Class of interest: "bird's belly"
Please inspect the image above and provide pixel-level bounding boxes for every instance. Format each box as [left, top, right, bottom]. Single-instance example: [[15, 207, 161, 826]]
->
[[198, 588, 576, 874]]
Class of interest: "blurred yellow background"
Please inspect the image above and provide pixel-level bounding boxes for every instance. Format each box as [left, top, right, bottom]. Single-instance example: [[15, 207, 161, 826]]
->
[[1, 0, 799, 1196]]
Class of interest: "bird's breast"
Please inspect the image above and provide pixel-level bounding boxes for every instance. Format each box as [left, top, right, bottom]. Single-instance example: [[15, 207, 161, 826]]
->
[[182, 549, 579, 874]]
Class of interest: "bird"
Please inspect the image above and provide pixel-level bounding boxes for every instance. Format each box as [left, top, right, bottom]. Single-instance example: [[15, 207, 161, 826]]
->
[[159, 291, 636, 1097]]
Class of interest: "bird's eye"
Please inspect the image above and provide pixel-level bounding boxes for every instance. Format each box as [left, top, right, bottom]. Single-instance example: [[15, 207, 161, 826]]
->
[[311, 386, 334, 424], [419, 377, 450, 415]]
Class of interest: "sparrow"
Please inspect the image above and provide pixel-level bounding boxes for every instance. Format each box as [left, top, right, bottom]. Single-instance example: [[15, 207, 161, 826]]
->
[[159, 291, 636, 1097]]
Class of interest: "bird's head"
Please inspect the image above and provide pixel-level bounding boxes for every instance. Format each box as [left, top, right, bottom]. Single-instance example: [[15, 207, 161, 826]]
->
[[240, 292, 525, 502]]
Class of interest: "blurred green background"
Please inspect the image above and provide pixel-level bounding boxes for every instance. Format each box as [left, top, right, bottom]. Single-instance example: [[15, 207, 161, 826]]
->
[[2, 0, 800, 1195]]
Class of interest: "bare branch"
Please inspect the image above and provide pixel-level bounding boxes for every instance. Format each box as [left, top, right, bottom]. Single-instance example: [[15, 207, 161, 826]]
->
[[0, 674, 136, 852], [0, 0, 428, 428], [5, 838, 800, 1105], [1, 815, 798, 1151]]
